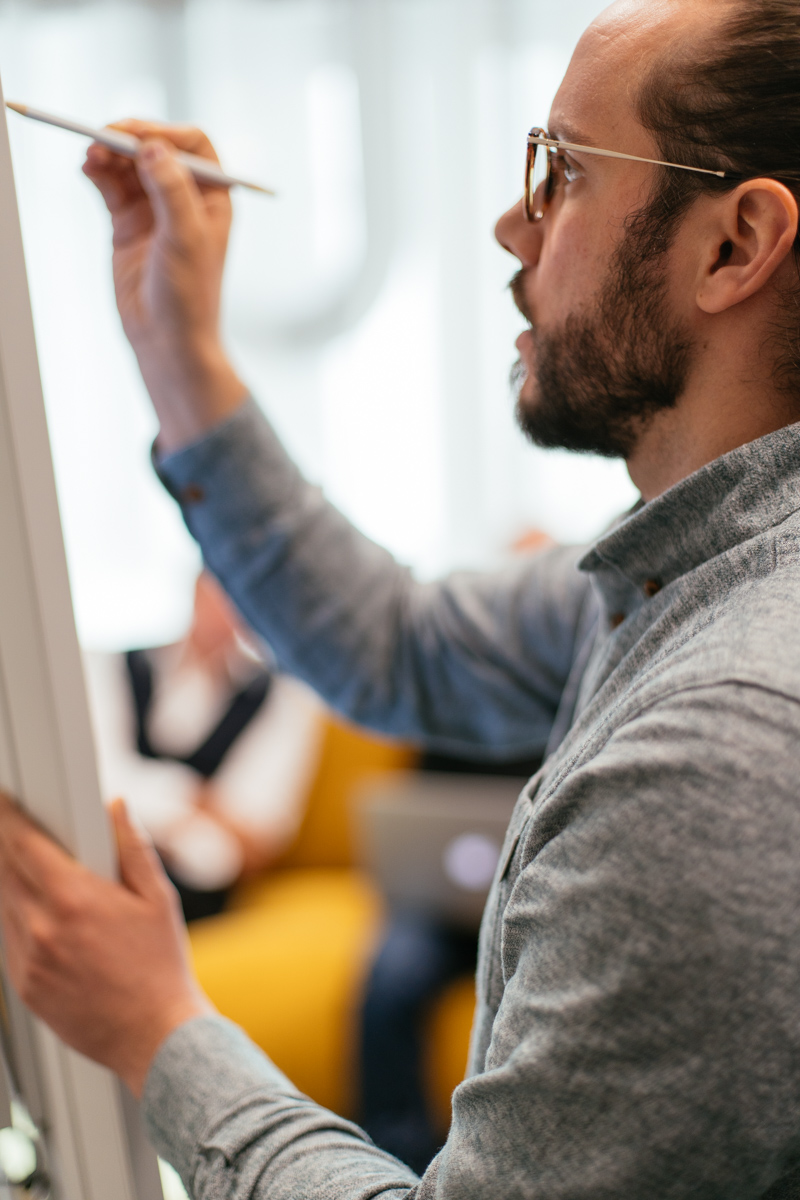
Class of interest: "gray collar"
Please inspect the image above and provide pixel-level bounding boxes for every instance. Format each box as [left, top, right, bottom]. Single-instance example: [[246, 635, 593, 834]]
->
[[579, 422, 800, 609]]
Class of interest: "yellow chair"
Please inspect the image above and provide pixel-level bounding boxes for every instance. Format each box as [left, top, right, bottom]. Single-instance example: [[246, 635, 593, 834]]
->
[[189, 712, 476, 1129]]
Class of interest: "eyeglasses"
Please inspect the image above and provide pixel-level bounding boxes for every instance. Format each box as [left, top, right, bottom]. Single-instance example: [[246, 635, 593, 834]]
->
[[525, 127, 733, 222]]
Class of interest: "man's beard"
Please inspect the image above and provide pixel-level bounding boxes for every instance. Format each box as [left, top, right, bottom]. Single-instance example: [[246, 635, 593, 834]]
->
[[512, 210, 695, 460]]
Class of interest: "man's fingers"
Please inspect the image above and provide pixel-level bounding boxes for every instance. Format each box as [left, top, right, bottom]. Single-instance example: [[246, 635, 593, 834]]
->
[[84, 142, 140, 183], [0, 794, 73, 901], [0, 852, 60, 1004], [109, 119, 220, 164], [0, 863, 36, 944], [82, 162, 137, 215], [134, 140, 205, 247], [110, 799, 172, 902], [83, 145, 148, 213]]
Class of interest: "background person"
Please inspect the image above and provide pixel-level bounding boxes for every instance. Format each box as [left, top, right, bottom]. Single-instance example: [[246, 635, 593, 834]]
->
[[85, 570, 324, 921], [4, 1, 800, 1197]]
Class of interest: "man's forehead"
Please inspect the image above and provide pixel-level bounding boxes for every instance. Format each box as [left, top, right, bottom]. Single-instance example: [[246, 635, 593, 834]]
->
[[589, 0, 736, 47], [547, 0, 735, 149]]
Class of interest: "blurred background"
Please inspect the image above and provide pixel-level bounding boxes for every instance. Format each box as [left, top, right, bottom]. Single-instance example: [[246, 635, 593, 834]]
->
[[0, 0, 636, 650], [0, 2, 643, 1182]]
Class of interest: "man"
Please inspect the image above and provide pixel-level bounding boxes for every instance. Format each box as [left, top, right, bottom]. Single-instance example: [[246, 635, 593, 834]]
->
[[2, 0, 800, 1195]]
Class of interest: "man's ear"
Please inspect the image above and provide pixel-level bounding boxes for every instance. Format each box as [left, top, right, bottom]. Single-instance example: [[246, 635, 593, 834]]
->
[[696, 179, 799, 315]]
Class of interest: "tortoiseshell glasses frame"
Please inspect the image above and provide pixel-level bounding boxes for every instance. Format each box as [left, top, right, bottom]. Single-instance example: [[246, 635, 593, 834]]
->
[[525, 127, 734, 222]]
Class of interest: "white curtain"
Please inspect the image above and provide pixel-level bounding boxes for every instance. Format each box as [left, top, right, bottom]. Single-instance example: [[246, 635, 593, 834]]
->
[[0, 0, 636, 649]]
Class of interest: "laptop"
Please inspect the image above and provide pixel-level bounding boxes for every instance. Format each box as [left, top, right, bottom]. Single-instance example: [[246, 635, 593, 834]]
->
[[355, 772, 527, 931]]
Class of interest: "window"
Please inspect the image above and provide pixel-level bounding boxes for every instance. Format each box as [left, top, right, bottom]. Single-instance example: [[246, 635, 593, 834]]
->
[[0, 0, 636, 650]]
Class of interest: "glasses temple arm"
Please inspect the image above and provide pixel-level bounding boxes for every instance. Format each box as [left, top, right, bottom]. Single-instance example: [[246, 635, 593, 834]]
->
[[529, 136, 729, 180]]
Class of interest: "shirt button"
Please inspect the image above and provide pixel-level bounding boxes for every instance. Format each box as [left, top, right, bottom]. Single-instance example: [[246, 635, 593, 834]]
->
[[610, 613, 625, 629], [643, 578, 662, 599], [180, 483, 206, 504]]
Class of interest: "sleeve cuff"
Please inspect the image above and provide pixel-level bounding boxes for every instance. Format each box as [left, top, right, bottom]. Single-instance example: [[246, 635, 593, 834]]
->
[[141, 1014, 299, 1182], [149, 395, 311, 586], [151, 396, 265, 505]]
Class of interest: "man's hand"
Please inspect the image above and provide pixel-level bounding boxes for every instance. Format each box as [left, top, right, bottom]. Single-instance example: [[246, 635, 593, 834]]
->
[[0, 795, 213, 1097], [83, 121, 247, 452]]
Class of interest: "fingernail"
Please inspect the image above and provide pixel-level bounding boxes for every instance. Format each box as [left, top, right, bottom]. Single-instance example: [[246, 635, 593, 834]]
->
[[140, 142, 167, 166]]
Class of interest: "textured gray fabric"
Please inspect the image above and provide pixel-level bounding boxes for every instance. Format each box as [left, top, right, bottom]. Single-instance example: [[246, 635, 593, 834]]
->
[[143, 1016, 419, 1199], [144, 400, 800, 1197]]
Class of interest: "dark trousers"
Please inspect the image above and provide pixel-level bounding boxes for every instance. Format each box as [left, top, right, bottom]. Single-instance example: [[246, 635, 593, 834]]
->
[[359, 914, 477, 1175]]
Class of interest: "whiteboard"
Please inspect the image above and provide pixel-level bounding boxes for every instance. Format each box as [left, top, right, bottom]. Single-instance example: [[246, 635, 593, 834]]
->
[[0, 71, 163, 1200]]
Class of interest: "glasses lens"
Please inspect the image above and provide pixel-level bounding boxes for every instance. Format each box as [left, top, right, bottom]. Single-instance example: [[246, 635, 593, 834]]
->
[[531, 143, 550, 197], [525, 141, 551, 221]]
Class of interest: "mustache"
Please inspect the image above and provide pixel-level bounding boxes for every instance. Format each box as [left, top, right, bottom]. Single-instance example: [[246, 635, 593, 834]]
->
[[508, 269, 535, 327]]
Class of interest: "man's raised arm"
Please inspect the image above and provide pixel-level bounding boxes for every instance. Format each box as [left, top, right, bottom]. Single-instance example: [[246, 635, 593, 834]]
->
[[83, 122, 248, 451], [83, 125, 596, 758]]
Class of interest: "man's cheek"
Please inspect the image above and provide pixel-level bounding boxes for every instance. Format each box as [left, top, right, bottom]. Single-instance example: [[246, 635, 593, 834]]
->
[[539, 216, 604, 318]]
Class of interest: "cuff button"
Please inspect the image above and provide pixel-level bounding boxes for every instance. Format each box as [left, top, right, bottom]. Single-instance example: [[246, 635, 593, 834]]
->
[[181, 483, 206, 505]]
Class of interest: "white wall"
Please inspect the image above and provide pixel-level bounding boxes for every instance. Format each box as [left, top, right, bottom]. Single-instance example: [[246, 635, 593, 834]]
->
[[0, 0, 637, 649]]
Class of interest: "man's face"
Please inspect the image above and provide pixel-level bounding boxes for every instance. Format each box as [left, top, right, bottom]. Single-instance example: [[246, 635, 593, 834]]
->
[[510, 208, 694, 458], [496, 0, 720, 459]]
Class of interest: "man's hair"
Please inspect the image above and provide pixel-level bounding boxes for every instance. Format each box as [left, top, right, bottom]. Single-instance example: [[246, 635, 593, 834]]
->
[[634, 0, 800, 392], [638, 0, 800, 210]]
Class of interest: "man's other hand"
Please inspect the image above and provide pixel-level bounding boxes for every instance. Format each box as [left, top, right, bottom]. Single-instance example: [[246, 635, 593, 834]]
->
[[83, 120, 247, 452], [0, 795, 213, 1097]]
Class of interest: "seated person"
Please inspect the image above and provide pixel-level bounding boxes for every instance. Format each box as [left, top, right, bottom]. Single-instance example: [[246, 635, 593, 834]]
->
[[85, 571, 324, 920]]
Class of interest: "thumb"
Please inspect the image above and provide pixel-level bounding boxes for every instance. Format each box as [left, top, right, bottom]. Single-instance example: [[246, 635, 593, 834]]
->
[[135, 140, 203, 248], [110, 798, 169, 900]]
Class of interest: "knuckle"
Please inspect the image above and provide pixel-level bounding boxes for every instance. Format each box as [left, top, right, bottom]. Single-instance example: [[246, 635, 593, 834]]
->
[[51, 885, 81, 922], [158, 877, 184, 922], [176, 123, 217, 160], [115, 118, 165, 138], [158, 873, 181, 909], [162, 170, 190, 193], [29, 914, 57, 960], [18, 956, 54, 1011]]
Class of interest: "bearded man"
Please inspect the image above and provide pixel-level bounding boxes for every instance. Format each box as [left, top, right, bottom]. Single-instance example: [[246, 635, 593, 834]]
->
[[3, 1, 800, 1197]]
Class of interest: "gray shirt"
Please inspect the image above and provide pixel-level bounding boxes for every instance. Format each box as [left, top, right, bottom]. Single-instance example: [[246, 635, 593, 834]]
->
[[145, 400, 800, 1198]]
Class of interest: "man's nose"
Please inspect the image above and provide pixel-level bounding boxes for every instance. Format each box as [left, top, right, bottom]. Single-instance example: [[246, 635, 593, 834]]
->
[[495, 197, 543, 267]]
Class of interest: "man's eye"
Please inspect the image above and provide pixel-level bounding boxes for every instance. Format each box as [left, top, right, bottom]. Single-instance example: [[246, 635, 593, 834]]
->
[[555, 154, 581, 184]]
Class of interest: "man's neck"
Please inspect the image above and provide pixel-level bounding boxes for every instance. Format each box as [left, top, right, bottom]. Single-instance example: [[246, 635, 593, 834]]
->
[[626, 373, 800, 502]]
